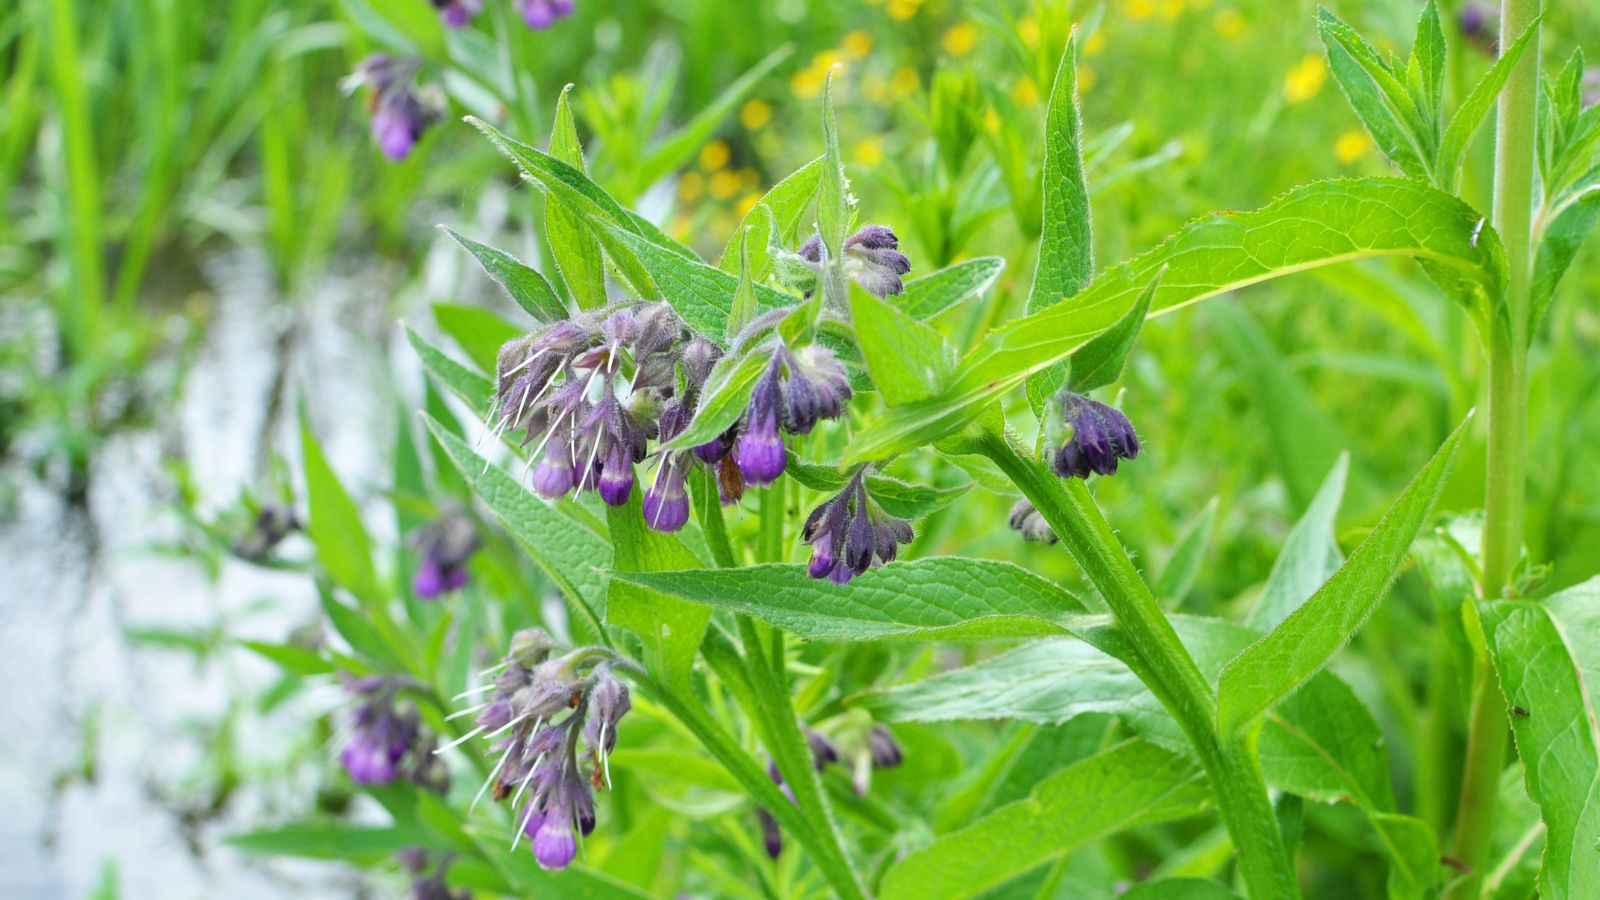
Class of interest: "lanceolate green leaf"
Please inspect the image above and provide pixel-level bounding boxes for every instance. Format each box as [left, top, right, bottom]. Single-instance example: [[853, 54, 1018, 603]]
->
[[1217, 414, 1472, 737], [605, 499, 711, 690], [300, 406, 378, 604], [604, 225, 793, 344], [440, 227, 567, 323], [844, 178, 1502, 465], [662, 349, 771, 451], [1531, 180, 1600, 334], [878, 740, 1207, 900], [719, 156, 824, 279], [1023, 31, 1092, 427], [850, 282, 953, 406], [1318, 9, 1430, 179], [1436, 18, 1543, 191], [1482, 582, 1600, 899], [609, 559, 1087, 642], [424, 415, 609, 634], [545, 87, 608, 309], [896, 256, 1005, 319], [1067, 263, 1159, 392], [817, 69, 850, 265], [431, 302, 521, 375], [405, 324, 492, 406], [1247, 454, 1348, 631]]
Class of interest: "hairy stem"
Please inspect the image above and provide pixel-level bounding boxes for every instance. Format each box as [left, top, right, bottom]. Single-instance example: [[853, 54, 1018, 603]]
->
[[976, 430, 1298, 899], [1447, 0, 1540, 894]]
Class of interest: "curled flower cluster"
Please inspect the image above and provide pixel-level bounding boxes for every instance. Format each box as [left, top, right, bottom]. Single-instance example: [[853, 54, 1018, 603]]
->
[[1051, 391, 1141, 480], [1007, 499, 1058, 544], [758, 724, 903, 857], [428, 0, 574, 29], [798, 225, 914, 297], [342, 55, 443, 161], [339, 676, 445, 789], [801, 470, 914, 584], [410, 514, 479, 599], [445, 629, 631, 871], [726, 342, 853, 488]]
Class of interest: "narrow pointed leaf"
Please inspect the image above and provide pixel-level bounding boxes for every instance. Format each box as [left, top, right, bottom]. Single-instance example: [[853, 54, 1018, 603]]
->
[[1436, 17, 1542, 188], [817, 69, 850, 262], [440, 227, 567, 323], [300, 408, 378, 603], [1318, 9, 1430, 178], [719, 156, 824, 278], [896, 256, 1006, 319], [850, 282, 953, 406], [1247, 454, 1349, 630], [546, 87, 608, 309], [1067, 264, 1160, 392], [406, 324, 492, 405]]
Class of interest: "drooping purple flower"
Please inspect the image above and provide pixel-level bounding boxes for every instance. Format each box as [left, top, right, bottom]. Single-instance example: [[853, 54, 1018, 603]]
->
[[233, 503, 300, 561], [517, 0, 575, 30], [339, 676, 421, 786], [398, 847, 471, 900], [642, 402, 693, 532], [868, 725, 903, 769], [781, 345, 851, 435], [802, 470, 914, 585], [798, 224, 914, 297], [734, 357, 788, 486], [1051, 392, 1140, 479], [582, 671, 631, 758], [758, 807, 783, 858], [431, 0, 482, 27], [805, 728, 840, 771], [343, 55, 441, 162], [1007, 498, 1058, 544], [411, 514, 479, 599]]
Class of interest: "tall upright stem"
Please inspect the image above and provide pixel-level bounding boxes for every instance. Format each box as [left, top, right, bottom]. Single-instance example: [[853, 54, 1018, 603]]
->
[[976, 431, 1298, 899], [1447, 0, 1540, 894]]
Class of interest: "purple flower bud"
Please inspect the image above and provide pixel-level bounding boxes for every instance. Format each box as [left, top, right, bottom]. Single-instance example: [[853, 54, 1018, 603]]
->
[[802, 473, 914, 584], [431, 0, 482, 27], [1052, 392, 1140, 479], [805, 728, 840, 771], [532, 817, 577, 870], [517, 0, 575, 30], [598, 447, 635, 507], [341, 729, 404, 785], [843, 225, 913, 297], [642, 464, 690, 532], [735, 360, 787, 486], [1008, 498, 1058, 544], [371, 86, 439, 161], [583, 674, 631, 755], [681, 336, 722, 389], [339, 678, 421, 786], [758, 808, 783, 858], [868, 725, 903, 769], [520, 802, 547, 840], [410, 515, 478, 599]]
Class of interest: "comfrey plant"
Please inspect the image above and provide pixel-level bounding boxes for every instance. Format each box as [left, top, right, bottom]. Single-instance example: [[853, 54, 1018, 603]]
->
[[250, 3, 1599, 897]]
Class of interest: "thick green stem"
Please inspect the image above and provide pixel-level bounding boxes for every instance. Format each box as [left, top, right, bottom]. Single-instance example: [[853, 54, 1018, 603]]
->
[[976, 430, 1298, 899], [1448, 1, 1539, 894]]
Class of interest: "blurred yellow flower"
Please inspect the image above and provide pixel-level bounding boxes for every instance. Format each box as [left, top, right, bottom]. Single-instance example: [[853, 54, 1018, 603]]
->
[[842, 30, 874, 60], [887, 0, 921, 22], [1284, 54, 1327, 103], [943, 22, 979, 57], [710, 169, 741, 200], [862, 74, 889, 104], [698, 139, 731, 171], [1214, 9, 1245, 40], [891, 66, 919, 98], [1017, 16, 1039, 49], [670, 212, 693, 238], [678, 171, 705, 202], [1335, 128, 1371, 163], [736, 192, 762, 218], [1079, 64, 1098, 92], [1128, 0, 1155, 20], [983, 107, 1001, 133], [814, 50, 843, 72], [1011, 76, 1039, 106], [1160, 0, 1185, 20], [740, 99, 772, 130], [854, 137, 884, 166], [791, 51, 845, 99], [1083, 30, 1106, 56]]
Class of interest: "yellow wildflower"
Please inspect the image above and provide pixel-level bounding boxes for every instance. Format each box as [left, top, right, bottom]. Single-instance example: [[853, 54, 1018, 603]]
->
[[1128, 0, 1155, 20], [698, 139, 730, 172], [736, 192, 762, 218], [1079, 65, 1098, 92], [1214, 9, 1245, 40], [887, 0, 920, 22], [1335, 128, 1371, 164], [1284, 54, 1327, 103], [890, 66, 919, 98], [1017, 16, 1039, 49], [943, 22, 979, 57], [1084, 30, 1106, 56], [842, 30, 874, 60], [709, 170, 741, 200], [1011, 76, 1039, 106], [854, 138, 884, 166], [740, 99, 772, 131], [1160, 0, 1184, 20], [678, 172, 704, 202]]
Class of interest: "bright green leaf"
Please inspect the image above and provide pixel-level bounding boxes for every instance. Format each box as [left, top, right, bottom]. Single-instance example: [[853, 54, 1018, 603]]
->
[[849, 282, 953, 406], [405, 324, 492, 407], [546, 86, 608, 309], [605, 499, 711, 690], [432, 302, 521, 375], [1248, 454, 1349, 630], [1067, 264, 1159, 392], [896, 256, 1006, 319], [300, 407, 378, 603], [440, 227, 567, 323]]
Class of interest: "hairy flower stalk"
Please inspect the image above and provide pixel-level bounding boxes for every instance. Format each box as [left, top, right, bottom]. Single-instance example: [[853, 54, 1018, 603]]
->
[[440, 629, 632, 870], [801, 468, 913, 584]]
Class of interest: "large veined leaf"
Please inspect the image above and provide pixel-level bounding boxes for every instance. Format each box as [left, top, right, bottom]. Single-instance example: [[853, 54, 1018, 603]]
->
[[896, 256, 1006, 319], [424, 415, 609, 634], [1023, 31, 1093, 429], [844, 178, 1503, 464], [878, 740, 1208, 900], [1217, 414, 1471, 737], [850, 282, 954, 406], [1482, 580, 1600, 898], [608, 559, 1087, 642]]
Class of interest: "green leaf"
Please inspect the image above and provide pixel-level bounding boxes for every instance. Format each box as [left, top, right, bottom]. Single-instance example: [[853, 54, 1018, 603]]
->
[[603, 225, 792, 345], [424, 415, 609, 634], [546, 86, 608, 309], [878, 740, 1207, 900], [1531, 179, 1600, 335], [817, 69, 850, 265], [1023, 31, 1093, 427], [609, 558, 1087, 642], [605, 498, 711, 690], [662, 349, 771, 452], [1407, 1, 1446, 126], [636, 47, 792, 190], [1120, 880, 1241, 900], [1217, 414, 1472, 737], [1247, 454, 1349, 630], [319, 587, 399, 670], [440, 227, 567, 323], [1482, 582, 1600, 899], [1371, 813, 1446, 900], [226, 824, 428, 863], [405, 324, 493, 407], [849, 282, 953, 406], [718, 157, 824, 279], [240, 640, 332, 676], [1437, 18, 1543, 190], [845, 178, 1502, 465], [1067, 264, 1159, 392], [727, 232, 759, 341], [1318, 8, 1430, 179], [1153, 496, 1217, 607], [432, 302, 521, 375], [896, 256, 1006, 319], [784, 457, 970, 519], [300, 407, 378, 603]]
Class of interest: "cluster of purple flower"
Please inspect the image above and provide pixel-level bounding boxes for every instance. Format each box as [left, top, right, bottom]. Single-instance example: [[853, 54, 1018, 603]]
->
[[1051, 391, 1141, 479], [410, 514, 479, 599], [797, 225, 913, 298], [339, 676, 447, 791], [342, 55, 443, 162], [431, 0, 574, 30], [757, 725, 903, 858], [442, 629, 631, 871], [801, 469, 914, 585]]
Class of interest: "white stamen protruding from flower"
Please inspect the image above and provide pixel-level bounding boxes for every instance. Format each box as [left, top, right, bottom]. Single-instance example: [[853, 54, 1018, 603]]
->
[[446, 702, 488, 721], [485, 712, 530, 740], [469, 744, 513, 814], [512, 798, 540, 853], [453, 683, 495, 701], [434, 725, 486, 754]]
